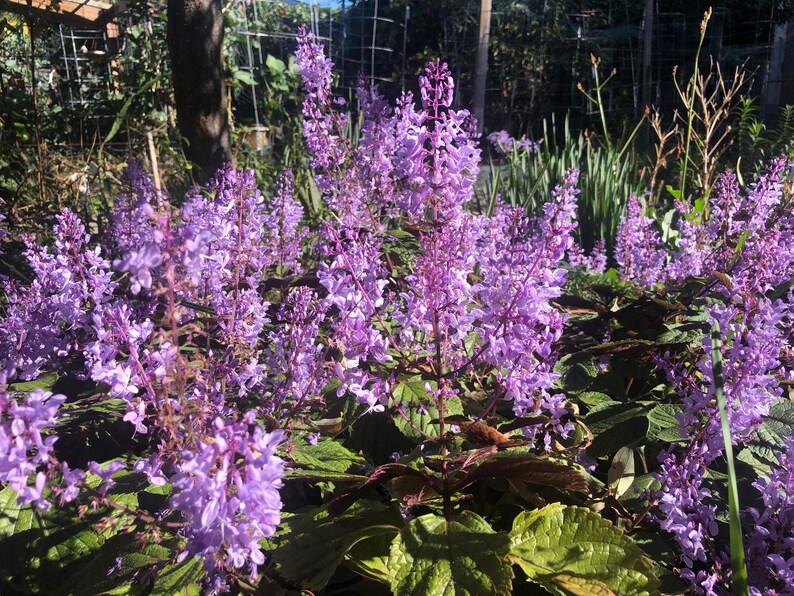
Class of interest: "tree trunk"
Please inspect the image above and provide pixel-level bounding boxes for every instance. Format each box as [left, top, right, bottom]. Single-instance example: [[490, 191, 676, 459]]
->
[[472, 0, 492, 134], [167, 0, 232, 183]]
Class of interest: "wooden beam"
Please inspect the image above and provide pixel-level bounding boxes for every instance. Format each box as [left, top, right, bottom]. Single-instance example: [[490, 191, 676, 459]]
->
[[0, 0, 116, 27]]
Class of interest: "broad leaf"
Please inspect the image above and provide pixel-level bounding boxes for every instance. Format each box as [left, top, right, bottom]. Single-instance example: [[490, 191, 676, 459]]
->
[[151, 556, 203, 595], [655, 322, 705, 346], [452, 454, 588, 493], [647, 404, 686, 443], [271, 502, 402, 591], [8, 371, 59, 392], [290, 436, 365, 473], [554, 353, 599, 393], [585, 402, 651, 456], [0, 486, 105, 591], [509, 503, 659, 595], [742, 400, 794, 472], [391, 380, 463, 441], [344, 531, 394, 584], [388, 511, 513, 595], [329, 464, 437, 516], [55, 535, 170, 596]]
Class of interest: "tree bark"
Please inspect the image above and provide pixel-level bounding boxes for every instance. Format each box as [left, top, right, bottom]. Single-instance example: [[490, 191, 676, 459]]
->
[[472, 0, 492, 134], [167, 0, 232, 183]]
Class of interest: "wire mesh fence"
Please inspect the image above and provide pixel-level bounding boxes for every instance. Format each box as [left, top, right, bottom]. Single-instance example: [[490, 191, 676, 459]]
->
[[3, 0, 791, 149]]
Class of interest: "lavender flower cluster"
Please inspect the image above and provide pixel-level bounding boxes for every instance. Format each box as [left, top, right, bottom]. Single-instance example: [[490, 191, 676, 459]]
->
[[614, 156, 794, 293], [0, 166, 303, 589], [487, 130, 543, 155], [4, 27, 790, 596], [653, 298, 792, 592], [296, 29, 579, 442], [0, 32, 586, 590], [610, 158, 794, 592]]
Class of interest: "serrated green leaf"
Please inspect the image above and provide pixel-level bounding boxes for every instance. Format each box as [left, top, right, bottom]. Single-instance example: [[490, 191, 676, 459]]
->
[[151, 556, 203, 595], [554, 353, 599, 393], [283, 469, 369, 482], [388, 511, 513, 596], [8, 371, 59, 392], [758, 399, 794, 439], [549, 573, 614, 595], [631, 530, 688, 594], [654, 323, 705, 346], [736, 446, 772, 474], [585, 403, 651, 456], [344, 531, 394, 584], [509, 504, 659, 595], [647, 403, 686, 443], [290, 437, 365, 473], [271, 502, 402, 591], [619, 473, 661, 510], [0, 486, 113, 592], [55, 536, 171, 596], [391, 380, 462, 441], [576, 391, 613, 406]]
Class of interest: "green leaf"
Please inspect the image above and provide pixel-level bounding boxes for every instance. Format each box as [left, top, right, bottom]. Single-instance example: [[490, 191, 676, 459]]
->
[[56, 536, 171, 596], [618, 473, 661, 510], [388, 511, 513, 596], [8, 371, 59, 392], [151, 556, 203, 595], [344, 531, 394, 584], [710, 321, 748, 595], [585, 402, 651, 457], [554, 353, 599, 393], [290, 436, 365, 473], [576, 391, 613, 407], [631, 530, 688, 594], [233, 69, 257, 86], [266, 54, 287, 74], [271, 502, 402, 591], [665, 185, 682, 201], [736, 447, 772, 474], [654, 322, 705, 346], [283, 469, 369, 483], [647, 403, 686, 443], [391, 379, 463, 441], [509, 504, 659, 595], [0, 486, 104, 591]]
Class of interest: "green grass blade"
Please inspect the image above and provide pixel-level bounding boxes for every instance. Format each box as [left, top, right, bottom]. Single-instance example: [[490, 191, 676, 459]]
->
[[710, 320, 749, 596]]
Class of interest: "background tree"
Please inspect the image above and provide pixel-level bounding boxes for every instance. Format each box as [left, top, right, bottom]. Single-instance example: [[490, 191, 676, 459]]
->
[[167, 0, 231, 182]]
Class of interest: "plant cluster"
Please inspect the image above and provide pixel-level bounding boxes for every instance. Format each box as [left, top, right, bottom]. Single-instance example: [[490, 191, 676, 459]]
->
[[1, 30, 794, 596]]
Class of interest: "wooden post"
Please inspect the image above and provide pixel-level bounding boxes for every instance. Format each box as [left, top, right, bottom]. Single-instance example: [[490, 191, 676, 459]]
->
[[472, 0, 491, 134], [640, 0, 653, 144]]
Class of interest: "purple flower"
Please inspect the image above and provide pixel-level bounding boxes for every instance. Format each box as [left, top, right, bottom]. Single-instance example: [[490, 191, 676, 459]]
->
[[1, 210, 115, 380], [170, 419, 285, 578], [614, 194, 666, 286], [0, 384, 68, 510], [653, 296, 791, 589], [746, 436, 794, 592], [568, 238, 607, 274], [113, 242, 163, 294], [87, 460, 126, 496], [488, 130, 542, 155]]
